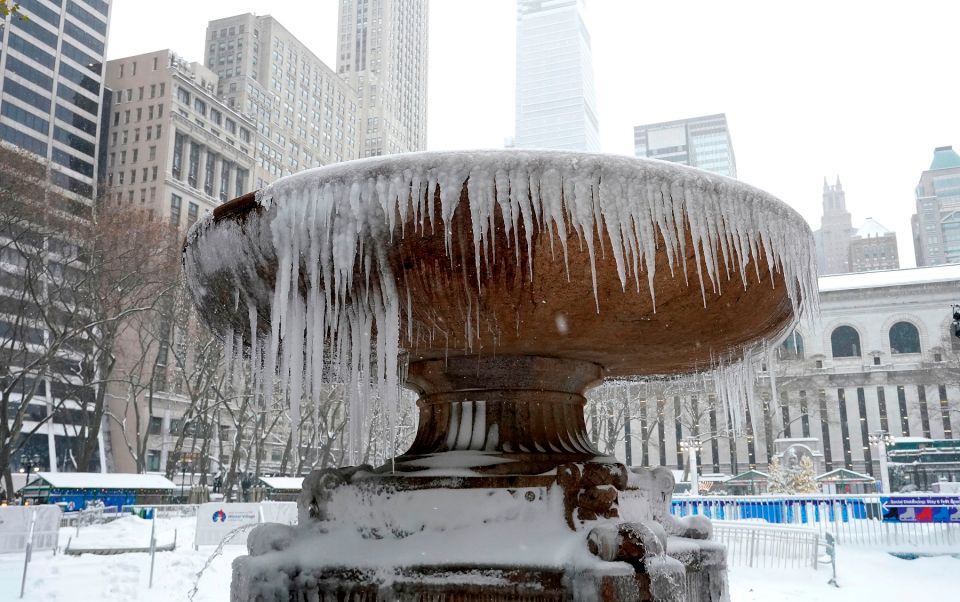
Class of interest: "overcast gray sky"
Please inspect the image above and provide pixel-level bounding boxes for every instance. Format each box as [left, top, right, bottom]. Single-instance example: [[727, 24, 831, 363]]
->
[[107, 0, 960, 268]]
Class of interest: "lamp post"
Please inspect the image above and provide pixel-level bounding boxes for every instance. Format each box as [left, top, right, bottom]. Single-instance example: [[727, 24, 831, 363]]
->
[[178, 459, 193, 503], [868, 430, 895, 493], [18, 453, 42, 476], [679, 437, 703, 496]]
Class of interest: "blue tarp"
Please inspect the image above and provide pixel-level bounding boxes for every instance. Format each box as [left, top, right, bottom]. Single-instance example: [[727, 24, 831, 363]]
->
[[47, 490, 137, 512], [671, 498, 881, 523]]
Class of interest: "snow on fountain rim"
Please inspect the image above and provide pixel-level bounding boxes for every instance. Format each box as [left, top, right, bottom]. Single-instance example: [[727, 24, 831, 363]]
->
[[183, 149, 819, 461]]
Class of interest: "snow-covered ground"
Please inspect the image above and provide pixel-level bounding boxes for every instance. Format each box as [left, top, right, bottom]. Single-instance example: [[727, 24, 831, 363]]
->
[[0, 515, 956, 601]]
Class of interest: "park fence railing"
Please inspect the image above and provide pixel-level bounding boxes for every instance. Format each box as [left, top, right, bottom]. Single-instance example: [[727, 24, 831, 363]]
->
[[711, 521, 820, 569], [122, 504, 200, 519], [672, 494, 960, 549]]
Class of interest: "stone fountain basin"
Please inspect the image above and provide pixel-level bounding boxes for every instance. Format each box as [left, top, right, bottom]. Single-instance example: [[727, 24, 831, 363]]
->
[[185, 150, 809, 378]]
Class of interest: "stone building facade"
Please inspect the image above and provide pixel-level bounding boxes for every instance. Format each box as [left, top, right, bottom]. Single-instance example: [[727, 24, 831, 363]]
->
[[847, 218, 899, 272], [103, 50, 255, 228], [612, 265, 960, 481]]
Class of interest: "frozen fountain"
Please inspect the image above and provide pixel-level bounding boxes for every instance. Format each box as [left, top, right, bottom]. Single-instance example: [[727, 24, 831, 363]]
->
[[183, 150, 817, 601]]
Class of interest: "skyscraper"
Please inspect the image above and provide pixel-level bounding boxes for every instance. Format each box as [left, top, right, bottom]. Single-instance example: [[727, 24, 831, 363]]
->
[[0, 0, 112, 208], [337, 0, 429, 158], [633, 114, 737, 178], [0, 1, 113, 479], [514, 0, 600, 152], [813, 177, 854, 275], [912, 145, 960, 266], [206, 6, 428, 189], [204, 14, 360, 189]]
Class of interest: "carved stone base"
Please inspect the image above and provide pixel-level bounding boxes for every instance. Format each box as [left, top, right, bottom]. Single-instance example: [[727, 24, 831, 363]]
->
[[231, 464, 728, 602]]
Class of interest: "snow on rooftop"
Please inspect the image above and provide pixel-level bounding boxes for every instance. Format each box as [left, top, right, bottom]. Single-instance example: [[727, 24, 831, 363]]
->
[[259, 476, 304, 490], [853, 217, 892, 239], [26, 472, 177, 490], [892, 436, 933, 443], [818, 264, 960, 293]]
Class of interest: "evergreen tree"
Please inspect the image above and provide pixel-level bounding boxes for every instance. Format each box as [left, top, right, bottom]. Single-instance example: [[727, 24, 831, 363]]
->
[[790, 456, 819, 493], [767, 457, 789, 493]]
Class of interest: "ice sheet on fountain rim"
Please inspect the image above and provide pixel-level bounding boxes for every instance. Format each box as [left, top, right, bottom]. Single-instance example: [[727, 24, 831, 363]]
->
[[183, 150, 819, 462]]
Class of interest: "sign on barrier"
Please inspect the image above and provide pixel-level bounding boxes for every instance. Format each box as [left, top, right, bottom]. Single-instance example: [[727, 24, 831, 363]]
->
[[880, 496, 960, 523], [194, 502, 297, 547], [0, 506, 62, 554], [194, 502, 259, 547]]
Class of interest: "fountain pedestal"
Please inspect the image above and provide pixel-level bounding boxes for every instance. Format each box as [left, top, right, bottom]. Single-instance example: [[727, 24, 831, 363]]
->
[[183, 151, 817, 602], [398, 355, 608, 474], [231, 356, 725, 601]]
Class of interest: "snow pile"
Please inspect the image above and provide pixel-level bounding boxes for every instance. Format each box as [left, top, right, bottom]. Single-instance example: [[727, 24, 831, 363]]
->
[[184, 150, 818, 460]]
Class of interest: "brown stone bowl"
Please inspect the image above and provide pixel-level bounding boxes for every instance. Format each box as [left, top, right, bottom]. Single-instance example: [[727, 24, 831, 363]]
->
[[183, 150, 815, 471]]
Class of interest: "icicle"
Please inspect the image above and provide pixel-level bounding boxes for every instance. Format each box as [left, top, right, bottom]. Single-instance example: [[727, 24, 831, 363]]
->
[[182, 151, 819, 461]]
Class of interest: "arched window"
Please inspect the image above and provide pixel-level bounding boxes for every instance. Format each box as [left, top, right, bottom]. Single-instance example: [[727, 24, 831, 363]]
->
[[779, 331, 805, 360], [889, 321, 921, 354], [831, 326, 860, 358]]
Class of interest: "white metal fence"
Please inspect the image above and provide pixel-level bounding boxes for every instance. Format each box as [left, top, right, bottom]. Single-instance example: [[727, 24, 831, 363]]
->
[[673, 494, 960, 548], [712, 521, 820, 569], [123, 504, 200, 518]]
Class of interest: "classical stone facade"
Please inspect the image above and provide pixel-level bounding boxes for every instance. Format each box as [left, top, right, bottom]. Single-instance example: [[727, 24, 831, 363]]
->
[[613, 265, 960, 480], [104, 51, 255, 227]]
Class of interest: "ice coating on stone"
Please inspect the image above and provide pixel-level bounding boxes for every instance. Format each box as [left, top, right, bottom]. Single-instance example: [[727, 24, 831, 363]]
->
[[183, 150, 818, 459]]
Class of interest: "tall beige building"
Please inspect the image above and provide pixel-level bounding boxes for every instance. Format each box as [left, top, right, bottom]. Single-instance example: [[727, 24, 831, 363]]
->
[[103, 50, 254, 481], [204, 14, 360, 188], [336, 0, 429, 157], [104, 50, 254, 228]]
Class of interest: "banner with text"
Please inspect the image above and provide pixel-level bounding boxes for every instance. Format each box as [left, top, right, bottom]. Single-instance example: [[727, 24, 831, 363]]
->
[[880, 496, 960, 523]]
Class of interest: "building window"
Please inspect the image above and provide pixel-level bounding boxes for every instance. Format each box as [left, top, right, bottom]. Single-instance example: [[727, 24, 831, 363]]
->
[[146, 450, 161, 472], [798, 390, 810, 437], [673, 396, 683, 469], [778, 330, 804, 360], [170, 194, 182, 225], [889, 321, 921, 354], [918, 386, 931, 439], [172, 132, 184, 180], [780, 392, 791, 438], [897, 386, 909, 436], [818, 390, 833, 471], [204, 153, 216, 196], [148, 416, 163, 435], [187, 142, 200, 188], [177, 87, 190, 105], [877, 387, 889, 432], [939, 385, 953, 438], [187, 202, 199, 226], [235, 168, 247, 197], [831, 326, 861, 358], [220, 162, 231, 201], [857, 388, 872, 475]]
